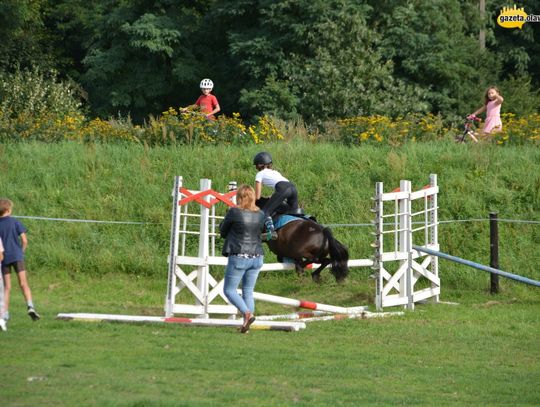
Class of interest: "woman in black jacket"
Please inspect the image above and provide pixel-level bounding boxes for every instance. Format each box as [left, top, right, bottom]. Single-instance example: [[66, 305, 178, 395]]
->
[[220, 185, 265, 333]]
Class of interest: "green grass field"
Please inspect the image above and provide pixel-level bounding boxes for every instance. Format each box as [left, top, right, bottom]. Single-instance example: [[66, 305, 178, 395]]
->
[[1, 273, 539, 406], [0, 141, 539, 405]]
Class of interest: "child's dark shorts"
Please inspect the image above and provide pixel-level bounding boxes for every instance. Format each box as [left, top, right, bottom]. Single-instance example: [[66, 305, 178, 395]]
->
[[1, 261, 26, 274]]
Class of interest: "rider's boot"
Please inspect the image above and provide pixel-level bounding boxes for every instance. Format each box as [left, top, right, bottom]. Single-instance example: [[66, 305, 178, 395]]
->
[[262, 216, 278, 241]]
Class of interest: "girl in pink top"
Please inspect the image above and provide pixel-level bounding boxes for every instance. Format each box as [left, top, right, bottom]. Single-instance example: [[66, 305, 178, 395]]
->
[[471, 87, 504, 136]]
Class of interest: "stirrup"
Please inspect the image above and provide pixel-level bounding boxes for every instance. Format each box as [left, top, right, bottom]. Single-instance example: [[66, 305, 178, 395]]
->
[[261, 231, 278, 241]]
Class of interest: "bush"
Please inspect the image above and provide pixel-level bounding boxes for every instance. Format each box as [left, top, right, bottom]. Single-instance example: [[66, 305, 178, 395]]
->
[[0, 88, 537, 146], [493, 113, 540, 145], [0, 67, 83, 141], [500, 76, 540, 116], [140, 108, 283, 146], [337, 113, 449, 146]]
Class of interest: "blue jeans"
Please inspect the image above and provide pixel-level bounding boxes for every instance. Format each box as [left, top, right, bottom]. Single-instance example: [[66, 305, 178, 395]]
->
[[223, 255, 263, 314]]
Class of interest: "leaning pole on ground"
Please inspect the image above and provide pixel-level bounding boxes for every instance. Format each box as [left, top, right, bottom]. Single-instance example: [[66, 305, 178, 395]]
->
[[412, 245, 540, 288]]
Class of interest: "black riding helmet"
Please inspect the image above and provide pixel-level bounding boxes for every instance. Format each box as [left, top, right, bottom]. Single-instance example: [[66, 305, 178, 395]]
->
[[253, 151, 272, 166]]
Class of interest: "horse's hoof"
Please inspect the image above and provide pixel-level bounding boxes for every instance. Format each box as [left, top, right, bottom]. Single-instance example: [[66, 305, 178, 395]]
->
[[311, 273, 321, 283]]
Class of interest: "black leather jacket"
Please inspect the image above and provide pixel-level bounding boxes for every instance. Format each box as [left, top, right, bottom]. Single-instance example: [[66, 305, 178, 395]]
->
[[220, 207, 265, 256]]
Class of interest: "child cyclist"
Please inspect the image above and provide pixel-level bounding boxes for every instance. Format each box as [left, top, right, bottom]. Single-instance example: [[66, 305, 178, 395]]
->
[[0, 199, 40, 325], [470, 86, 504, 138], [253, 152, 300, 240], [182, 78, 221, 120]]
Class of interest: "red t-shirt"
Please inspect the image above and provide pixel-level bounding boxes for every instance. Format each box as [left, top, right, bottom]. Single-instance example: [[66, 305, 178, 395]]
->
[[195, 94, 219, 118]]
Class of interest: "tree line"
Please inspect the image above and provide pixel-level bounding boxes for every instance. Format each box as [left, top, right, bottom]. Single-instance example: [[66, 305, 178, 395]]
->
[[1, 0, 539, 123]]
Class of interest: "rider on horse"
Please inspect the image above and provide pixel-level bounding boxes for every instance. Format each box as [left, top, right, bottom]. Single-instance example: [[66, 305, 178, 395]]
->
[[253, 151, 302, 241]]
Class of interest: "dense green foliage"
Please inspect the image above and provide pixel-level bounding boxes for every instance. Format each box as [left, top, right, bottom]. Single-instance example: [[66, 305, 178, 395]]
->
[[219, 1, 429, 121], [0, 0, 539, 122], [0, 68, 538, 145], [0, 67, 81, 118]]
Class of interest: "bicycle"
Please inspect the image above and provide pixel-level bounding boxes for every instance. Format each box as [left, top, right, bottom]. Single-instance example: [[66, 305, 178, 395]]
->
[[455, 114, 481, 143]]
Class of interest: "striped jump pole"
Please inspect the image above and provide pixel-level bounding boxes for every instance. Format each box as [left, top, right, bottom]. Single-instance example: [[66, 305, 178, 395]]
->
[[56, 313, 306, 332], [413, 245, 540, 288], [256, 311, 333, 321], [251, 291, 368, 314], [297, 311, 404, 322], [304, 258, 374, 269], [257, 310, 404, 322]]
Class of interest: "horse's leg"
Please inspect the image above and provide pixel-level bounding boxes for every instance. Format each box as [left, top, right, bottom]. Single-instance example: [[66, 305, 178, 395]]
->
[[310, 259, 331, 283], [295, 259, 315, 279], [294, 262, 305, 278]]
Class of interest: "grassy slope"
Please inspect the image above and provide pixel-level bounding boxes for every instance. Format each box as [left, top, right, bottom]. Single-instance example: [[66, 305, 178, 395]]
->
[[0, 141, 538, 405], [0, 141, 537, 283]]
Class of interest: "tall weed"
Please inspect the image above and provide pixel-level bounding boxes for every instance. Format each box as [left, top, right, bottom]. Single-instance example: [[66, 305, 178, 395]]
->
[[0, 67, 83, 141]]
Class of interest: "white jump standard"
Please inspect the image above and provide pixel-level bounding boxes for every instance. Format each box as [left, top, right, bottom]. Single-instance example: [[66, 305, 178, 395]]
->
[[372, 174, 440, 310], [164, 174, 440, 320], [164, 177, 306, 331], [164, 177, 376, 324]]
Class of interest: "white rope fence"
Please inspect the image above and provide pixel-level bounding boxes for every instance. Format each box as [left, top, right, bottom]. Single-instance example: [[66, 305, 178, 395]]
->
[[15, 215, 540, 226]]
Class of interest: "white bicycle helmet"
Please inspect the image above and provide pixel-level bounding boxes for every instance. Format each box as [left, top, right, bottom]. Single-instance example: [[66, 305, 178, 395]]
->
[[200, 78, 214, 90]]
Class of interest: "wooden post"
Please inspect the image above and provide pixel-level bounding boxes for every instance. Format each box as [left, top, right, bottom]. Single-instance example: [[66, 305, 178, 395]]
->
[[479, 0, 486, 50], [490, 212, 499, 294]]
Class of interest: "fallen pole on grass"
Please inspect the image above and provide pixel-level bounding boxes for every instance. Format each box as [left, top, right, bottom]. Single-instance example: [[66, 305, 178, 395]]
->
[[56, 313, 306, 332]]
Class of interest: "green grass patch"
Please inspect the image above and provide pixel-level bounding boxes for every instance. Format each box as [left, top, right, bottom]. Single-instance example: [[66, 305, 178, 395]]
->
[[0, 141, 538, 282], [1, 273, 539, 406], [0, 141, 538, 405]]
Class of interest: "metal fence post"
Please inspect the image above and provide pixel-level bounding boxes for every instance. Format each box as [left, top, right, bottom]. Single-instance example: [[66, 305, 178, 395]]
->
[[490, 212, 499, 294]]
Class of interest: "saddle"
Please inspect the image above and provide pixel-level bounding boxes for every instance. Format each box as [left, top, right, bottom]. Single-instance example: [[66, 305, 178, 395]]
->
[[273, 212, 318, 230], [286, 207, 305, 216]]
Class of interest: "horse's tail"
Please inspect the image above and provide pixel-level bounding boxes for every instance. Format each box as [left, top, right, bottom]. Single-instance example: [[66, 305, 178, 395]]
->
[[322, 227, 349, 283]]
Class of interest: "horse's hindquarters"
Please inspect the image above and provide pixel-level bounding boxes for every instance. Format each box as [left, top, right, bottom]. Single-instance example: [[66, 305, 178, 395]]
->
[[268, 221, 326, 261]]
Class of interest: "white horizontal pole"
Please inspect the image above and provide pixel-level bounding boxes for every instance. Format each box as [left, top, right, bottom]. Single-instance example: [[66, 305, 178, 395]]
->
[[57, 313, 306, 331], [251, 291, 367, 314]]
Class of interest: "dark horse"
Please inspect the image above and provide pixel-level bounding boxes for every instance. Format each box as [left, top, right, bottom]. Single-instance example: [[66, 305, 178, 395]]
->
[[265, 216, 350, 283]]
